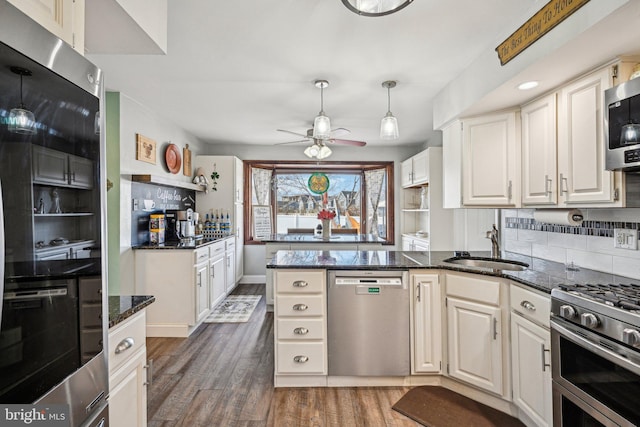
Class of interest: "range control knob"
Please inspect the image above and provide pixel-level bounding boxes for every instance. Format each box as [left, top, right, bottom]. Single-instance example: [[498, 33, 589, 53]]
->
[[559, 305, 577, 319], [623, 328, 640, 349], [580, 312, 600, 329]]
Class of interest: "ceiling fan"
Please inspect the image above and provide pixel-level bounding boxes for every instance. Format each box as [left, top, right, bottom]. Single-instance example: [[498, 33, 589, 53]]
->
[[275, 127, 367, 147]]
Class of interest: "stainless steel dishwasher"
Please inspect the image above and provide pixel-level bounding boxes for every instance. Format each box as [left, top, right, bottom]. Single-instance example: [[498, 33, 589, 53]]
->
[[328, 270, 410, 376]]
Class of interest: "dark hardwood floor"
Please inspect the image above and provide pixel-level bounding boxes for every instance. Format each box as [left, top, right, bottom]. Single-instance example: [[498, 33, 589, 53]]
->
[[146, 284, 420, 426]]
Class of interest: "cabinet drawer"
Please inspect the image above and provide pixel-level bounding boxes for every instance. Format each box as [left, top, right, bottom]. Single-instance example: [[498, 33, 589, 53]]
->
[[108, 311, 146, 374], [276, 295, 324, 317], [275, 270, 324, 293], [79, 276, 102, 302], [194, 247, 209, 264], [208, 241, 225, 258], [80, 304, 103, 328], [446, 273, 501, 305], [276, 341, 325, 374], [277, 318, 325, 340], [510, 284, 550, 327]]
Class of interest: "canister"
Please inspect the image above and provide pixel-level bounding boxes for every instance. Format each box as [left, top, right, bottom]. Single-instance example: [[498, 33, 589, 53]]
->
[[149, 213, 165, 244]]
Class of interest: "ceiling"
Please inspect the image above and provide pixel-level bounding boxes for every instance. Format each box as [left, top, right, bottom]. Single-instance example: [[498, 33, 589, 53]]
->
[[87, 0, 543, 147]]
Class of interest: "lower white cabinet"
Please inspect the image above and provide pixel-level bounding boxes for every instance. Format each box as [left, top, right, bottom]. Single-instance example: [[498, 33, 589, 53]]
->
[[225, 239, 237, 293], [274, 270, 327, 378], [445, 273, 508, 397], [108, 310, 148, 427], [209, 253, 226, 309], [195, 257, 209, 323], [411, 273, 442, 374]]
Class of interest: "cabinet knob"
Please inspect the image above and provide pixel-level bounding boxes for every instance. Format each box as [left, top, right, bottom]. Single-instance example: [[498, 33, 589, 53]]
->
[[115, 337, 134, 354], [293, 355, 309, 363], [292, 280, 308, 288], [293, 327, 309, 335], [520, 300, 536, 311], [292, 304, 308, 311]]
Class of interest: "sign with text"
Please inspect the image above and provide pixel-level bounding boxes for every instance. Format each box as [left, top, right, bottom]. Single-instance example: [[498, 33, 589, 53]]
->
[[0, 404, 69, 426], [496, 0, 590, 66], [252, 205, 272, 240]]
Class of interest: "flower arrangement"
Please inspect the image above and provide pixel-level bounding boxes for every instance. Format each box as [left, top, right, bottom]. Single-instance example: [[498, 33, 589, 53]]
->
[[317, 209, 336, 220]]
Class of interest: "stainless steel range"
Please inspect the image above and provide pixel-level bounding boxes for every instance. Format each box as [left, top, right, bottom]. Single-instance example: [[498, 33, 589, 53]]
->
[[551, 283, 640, 426]]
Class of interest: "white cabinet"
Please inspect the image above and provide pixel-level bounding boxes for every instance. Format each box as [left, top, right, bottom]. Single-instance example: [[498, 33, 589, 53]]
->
[[411, 273, 441, 374], [208, 241, 226, 309], [521, 94, 558, 206], [32, 145, 94, 189], [274, 270, 327, 382], [225, 239, 237, 293], [442, 120, 463, 209], [400, 147, 454, 251], [401, 150, 429, 188], [108, 310, 148, 427], [461, 111, 520, 207], [8, 0, 84, 54], [510, 284, 552, 427], [445, 273, 508, 397], [195, 255, 209, 323], [557, 66, 622, 206]]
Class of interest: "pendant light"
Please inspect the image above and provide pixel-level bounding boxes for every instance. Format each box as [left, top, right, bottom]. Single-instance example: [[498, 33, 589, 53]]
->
[[8, 66, 36, 135], [380, 80, 399, 140], [342, 0, 414, 17], [312, 79, 331, 139]]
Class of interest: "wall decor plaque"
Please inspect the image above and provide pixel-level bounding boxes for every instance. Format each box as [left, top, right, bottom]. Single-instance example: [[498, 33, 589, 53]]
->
[[136, 134, 157, 164], [183, 144, 192, 176]]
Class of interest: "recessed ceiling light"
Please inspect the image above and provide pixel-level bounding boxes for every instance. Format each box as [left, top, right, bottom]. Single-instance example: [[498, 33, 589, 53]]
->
[[518, 81, 539, 90]]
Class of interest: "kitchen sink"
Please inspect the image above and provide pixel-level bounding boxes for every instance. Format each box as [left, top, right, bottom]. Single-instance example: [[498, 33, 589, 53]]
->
[[443, 256, 529, 271]]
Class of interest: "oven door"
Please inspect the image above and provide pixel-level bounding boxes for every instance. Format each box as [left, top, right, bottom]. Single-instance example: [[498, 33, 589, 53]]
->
[[551, 318, 640, 426]]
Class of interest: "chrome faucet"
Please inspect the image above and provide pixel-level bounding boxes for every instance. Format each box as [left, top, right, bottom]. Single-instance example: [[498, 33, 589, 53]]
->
[[486, 224, 500, 258]]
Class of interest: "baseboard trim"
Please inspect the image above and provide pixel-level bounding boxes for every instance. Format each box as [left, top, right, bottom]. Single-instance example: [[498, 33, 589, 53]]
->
[[146, 324, 191, 338], [240, 275, 266, 284]]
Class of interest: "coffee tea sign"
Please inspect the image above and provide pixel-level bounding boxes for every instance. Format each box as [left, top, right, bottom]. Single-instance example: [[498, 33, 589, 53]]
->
[[496, 0, 590, 66]]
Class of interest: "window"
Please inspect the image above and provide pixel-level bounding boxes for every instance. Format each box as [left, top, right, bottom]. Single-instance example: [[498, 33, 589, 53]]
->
[[244, 161, 394, 244]]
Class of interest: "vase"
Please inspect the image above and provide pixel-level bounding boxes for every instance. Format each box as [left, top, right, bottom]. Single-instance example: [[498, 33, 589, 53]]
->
[[321, 219, 332, 240]]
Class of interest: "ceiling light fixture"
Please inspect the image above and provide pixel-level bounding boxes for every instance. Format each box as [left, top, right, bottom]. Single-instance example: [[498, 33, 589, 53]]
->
[[380, 80, 399, 140], [341, 0, 414, 16], [8, 66, 36, 135], [313, 79, 331, 140], [304, 140, 332, 160], [517, 80, 539, 90]]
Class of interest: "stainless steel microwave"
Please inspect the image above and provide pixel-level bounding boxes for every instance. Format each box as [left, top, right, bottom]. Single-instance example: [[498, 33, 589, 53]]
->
[[605, 77, 640, 171]]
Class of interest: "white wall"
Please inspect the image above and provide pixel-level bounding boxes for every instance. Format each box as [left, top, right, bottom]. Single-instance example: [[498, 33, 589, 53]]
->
[[115, 92, 207, 293]]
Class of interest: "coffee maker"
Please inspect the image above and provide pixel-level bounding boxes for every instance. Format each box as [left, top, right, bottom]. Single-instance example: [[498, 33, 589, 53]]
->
[[177, 208, 196, 239], [165, 210, 180, 242]]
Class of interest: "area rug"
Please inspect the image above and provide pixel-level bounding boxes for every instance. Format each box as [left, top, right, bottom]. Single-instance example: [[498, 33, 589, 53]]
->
[[203, 295, 261, 323], [392, 386, 525, 427]]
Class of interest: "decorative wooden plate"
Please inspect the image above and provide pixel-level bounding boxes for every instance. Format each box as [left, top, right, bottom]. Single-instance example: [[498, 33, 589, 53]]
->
[[165, 143, 182, 174]]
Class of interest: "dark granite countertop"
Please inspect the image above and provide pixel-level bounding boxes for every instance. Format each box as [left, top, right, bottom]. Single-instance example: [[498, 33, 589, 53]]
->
[[132, 235, 232, 250], [267, 250, 638, 294], [109, 295, 155, 328], [261, 233, 388, 244]]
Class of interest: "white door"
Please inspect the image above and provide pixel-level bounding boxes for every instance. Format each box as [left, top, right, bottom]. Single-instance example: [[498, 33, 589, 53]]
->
[[521, 94, 557, 206], [558, 67, 616, 205], [234, 157, 244, 203], [462, 112, 520, 207], [401, 158, 413, 187], [195, 261, 209, 322], [411, 150, 429, 185], [209, 256, 225, 308], [412, 274, 441, 373], [511, 314, 552, 427], [447, 297, 503, 395], [225, 250, 236, 292], [234, 203, 244, 281], [109, 349, 147, 427]]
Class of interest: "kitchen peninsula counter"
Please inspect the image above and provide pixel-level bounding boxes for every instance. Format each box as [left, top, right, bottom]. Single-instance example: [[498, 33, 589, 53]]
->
[[261, 233, 388, 244], [132, 235, 233, 250], [108, 295, 155, 328], [267, 250, 638, 294]]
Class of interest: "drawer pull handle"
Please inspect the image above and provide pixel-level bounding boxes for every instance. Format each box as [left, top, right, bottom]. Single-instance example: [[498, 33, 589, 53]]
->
[[144, 358, 154, 386], [294, 327, 309, 335], [293, 355, 309, 363], [115, 337, 134, 354], [293, 304, 308, 311], [521, 300, 536, 311], [293, 280, 308, 288]]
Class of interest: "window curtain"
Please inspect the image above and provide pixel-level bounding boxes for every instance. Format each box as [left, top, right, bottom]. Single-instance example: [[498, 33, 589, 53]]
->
[[365, 169, 385, 237], [252, 167, 272, 205]]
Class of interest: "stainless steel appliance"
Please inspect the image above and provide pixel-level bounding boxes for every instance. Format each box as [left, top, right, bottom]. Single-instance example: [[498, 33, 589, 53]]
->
[[605, 77, 640, 171], [328, 270, 409, 376], [0, 2, 109, 425], [550, 283, 640, 426]]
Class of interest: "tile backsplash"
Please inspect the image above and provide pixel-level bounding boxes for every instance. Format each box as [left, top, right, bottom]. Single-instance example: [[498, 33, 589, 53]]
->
[[501, 208, 640, 281]]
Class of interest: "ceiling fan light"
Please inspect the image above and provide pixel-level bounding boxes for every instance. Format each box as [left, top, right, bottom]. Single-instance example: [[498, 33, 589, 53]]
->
[[8, 107, 36, 134], [313, 113, 331, 139], [317, 145, 332, 159], [342, 0, 413, 16], [305, 144, 320, 158], [380, 112, 399, 140]]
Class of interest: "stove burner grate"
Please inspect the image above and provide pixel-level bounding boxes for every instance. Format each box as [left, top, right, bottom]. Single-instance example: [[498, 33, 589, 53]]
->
[[559, 283, 640, 311]]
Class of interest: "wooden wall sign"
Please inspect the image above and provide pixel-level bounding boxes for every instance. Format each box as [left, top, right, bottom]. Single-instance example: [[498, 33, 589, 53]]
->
[[496, 0, 590, 66], [136, 133, 157, 164], [183, 144, 192, 176]]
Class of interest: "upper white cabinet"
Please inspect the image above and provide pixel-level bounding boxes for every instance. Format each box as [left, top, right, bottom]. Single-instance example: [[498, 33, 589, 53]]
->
[[461, 111, 520, 207], [8, 0, 84, 53], [557, 66, 621, 206], [401, 150, 429, 188], [521, 94, 557, 206], [33, 145, 94, 189]]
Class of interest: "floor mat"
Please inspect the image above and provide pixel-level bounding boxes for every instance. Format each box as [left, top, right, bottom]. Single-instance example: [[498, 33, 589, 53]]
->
[[203, 295, 261, 323], [392, 386, 525, 427]]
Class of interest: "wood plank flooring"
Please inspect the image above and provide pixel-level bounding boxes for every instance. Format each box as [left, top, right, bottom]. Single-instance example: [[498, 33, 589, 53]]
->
[[146, 284, 420, 426]]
